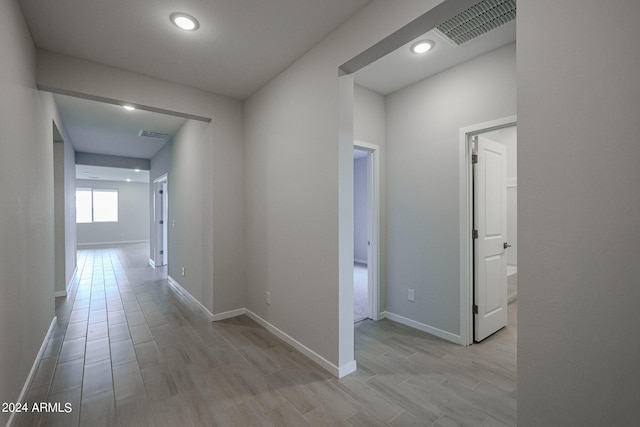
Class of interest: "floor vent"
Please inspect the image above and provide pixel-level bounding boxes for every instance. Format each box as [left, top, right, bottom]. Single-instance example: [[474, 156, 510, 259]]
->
[[436, 0, 516, 46], [138, 130, 170, 140]]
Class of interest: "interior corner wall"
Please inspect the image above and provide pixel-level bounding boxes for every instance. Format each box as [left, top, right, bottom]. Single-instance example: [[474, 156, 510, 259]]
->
[[518, 0, 640, 424], [385, 43, 516, 335], [244, 0, 444, 370], [0, 1, 55, 423], [76, 179, 149, 245]]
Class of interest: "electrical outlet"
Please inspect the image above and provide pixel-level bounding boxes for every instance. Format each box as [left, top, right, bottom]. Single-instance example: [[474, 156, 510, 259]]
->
[[408, 289, 415, 302], [181, 267, 185, 277], [266, 291, 271, 305]]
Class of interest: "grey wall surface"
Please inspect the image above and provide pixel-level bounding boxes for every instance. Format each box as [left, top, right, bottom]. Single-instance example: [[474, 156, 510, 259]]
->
[[0, 1, 55, 423], [518, 0, 640, 424], [385, 43, 516, 335], [353, 156, 368, 263], [76, 179, 149, 245]]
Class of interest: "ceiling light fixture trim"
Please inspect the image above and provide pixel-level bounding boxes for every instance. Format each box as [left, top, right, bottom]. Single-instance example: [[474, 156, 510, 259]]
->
[[411, 40, 435, 54], [170, 12, 200, 31]]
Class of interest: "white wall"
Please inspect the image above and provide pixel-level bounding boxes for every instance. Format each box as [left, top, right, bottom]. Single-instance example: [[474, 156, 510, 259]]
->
[[353, 156, 368, 263], [76, 179, 149, 245], [0, 1, 55, 423], [245, 0, 445, 373], [518, 0, 640, 424], [385, 43, 516, 336], [37, 51, 245, 316]]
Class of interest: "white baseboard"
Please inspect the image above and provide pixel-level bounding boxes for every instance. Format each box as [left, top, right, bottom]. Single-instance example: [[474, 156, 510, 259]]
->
[[54, 290, 67, 297], [77, 240, 149, 247], [67, 266, 77, 295], [381, 311, 462, 344], [148, 259, 156, 268], [211, 308, 246, 321], [8, 316, 57, 427], [244, 309, 355, 378], [166, 276, 213, 321]]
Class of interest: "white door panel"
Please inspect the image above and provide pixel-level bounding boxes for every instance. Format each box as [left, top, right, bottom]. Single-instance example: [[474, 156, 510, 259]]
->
[[474, 136, 508, 341]]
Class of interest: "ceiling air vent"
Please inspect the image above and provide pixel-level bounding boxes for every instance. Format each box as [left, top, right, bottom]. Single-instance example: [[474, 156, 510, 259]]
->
[[138, 130, 170, 140], [436, 0, 516, 46]]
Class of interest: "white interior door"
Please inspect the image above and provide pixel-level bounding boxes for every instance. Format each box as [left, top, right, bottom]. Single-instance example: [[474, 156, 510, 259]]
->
[[474, 135, 508, 341], [161, 181, 168, 266], [153, 181, 163, 266], [153, 179, 167, 267]]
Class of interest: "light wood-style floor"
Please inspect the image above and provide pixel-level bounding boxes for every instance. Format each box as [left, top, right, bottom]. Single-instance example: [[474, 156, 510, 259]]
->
[[15, 243, 516, 426]]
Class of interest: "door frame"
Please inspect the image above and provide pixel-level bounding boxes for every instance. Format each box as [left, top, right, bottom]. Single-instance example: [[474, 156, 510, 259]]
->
[[354, 140, 381, 320], [459, 116, 516, 345]]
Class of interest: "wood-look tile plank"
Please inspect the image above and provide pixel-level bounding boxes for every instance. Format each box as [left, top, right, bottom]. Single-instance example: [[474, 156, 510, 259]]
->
[[130, 323, 154, 344], [264, 369, 322, 415], [113, 360, 146, 402], [79, 390, 116, 427], [115, 396, 157, 427], [50, 358, 84, 393], [82, 359, 113, 398], [332, 376, 404, 423], [85, 337, 110, 364], [40, 386, 82, 427]]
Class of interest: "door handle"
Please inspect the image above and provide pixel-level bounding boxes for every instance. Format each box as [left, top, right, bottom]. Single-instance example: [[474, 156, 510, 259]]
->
[[503, 242, 512, 249]]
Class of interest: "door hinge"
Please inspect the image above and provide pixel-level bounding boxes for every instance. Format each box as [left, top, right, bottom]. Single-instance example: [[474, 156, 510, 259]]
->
[[472, 153, 478, 164], [473, 304, 478, 314], [472, 229, 478, 239], [159, 220, 164, 225], [159, 250, 164, 255], [159, 190, 164, 194]]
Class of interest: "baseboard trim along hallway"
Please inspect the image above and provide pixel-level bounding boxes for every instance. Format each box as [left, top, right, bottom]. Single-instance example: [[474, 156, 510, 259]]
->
[[9, 316, 57, 427]]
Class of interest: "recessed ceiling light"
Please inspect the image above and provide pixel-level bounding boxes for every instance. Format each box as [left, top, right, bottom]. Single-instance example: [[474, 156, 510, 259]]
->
[[410, 40, 434, 54], [126, 178, 131, 182], [123, 105, 136, 111], [134, 169, 140, 173], [170, 12, 199, 31]]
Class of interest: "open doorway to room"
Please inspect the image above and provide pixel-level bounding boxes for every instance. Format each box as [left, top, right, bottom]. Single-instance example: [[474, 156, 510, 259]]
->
[[353, 141, 381, 324], [460, 118, 517, 344]]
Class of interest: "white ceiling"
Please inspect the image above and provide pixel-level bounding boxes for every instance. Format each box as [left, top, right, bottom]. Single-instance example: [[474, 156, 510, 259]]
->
[[76, 165, 149, 183], [355, 20, 516, 95], [54, 94, 186, 159], [18, 0, 372, 100]]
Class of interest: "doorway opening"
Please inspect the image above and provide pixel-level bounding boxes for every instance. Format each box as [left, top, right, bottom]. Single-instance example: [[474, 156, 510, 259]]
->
[[460, 117, 517, 344], [353, 141, 380, 323], [153, 174, 168, 267]]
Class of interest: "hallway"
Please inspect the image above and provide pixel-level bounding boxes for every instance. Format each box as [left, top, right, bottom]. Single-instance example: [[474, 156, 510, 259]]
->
[[16, 243, 516, 426]]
